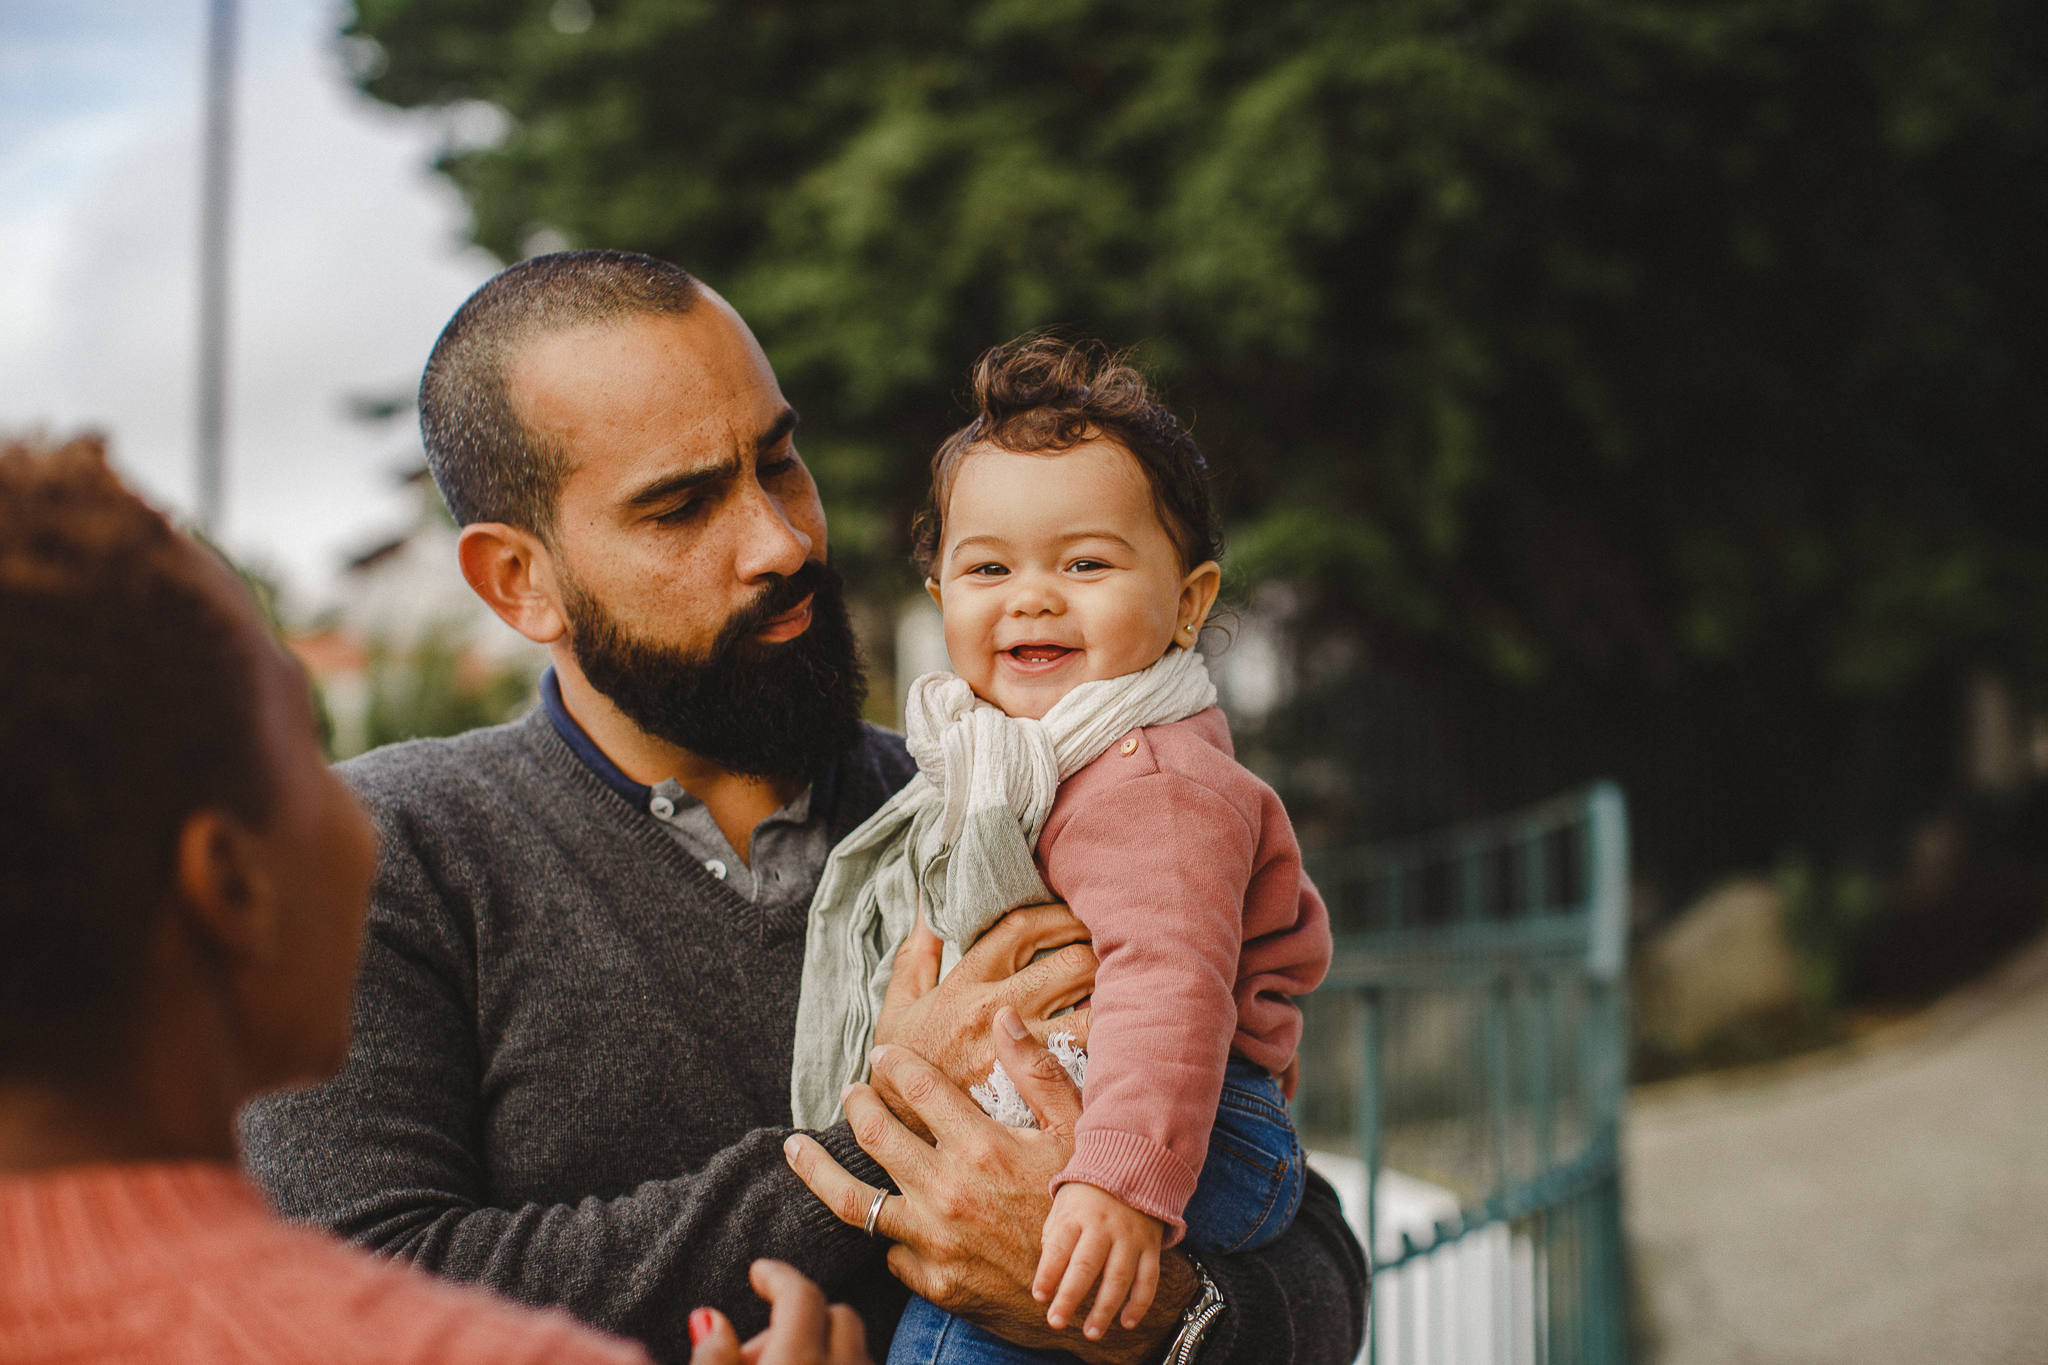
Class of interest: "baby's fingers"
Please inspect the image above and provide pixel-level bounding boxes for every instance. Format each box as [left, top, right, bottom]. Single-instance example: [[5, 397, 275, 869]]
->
[[1033, 1218, 1082, 1305], [1047, 1230, 1108, 1330], [1081, 1242, 1140, 1340], [1120, 1250, 1161, 1330]]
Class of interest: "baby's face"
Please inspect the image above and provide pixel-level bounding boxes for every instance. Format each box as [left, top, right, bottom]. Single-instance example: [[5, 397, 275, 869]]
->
[[932, 438, 1209, 720]]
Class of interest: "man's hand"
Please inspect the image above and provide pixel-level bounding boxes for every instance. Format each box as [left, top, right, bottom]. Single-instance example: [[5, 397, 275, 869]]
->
[[686, 1260, 870, 1365], [1036, 1183, 1165, 1340], [785, 1008, 1195, 1365], [873, 903, 1096, 1106]]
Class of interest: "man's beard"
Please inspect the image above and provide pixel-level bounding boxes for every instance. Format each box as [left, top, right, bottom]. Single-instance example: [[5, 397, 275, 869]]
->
[[562, 559, 868, 785]]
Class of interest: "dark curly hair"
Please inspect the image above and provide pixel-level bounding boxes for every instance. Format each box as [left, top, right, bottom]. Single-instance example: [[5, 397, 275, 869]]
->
[[913, 336, 1222, 578], [0, 435, 273, 1078]]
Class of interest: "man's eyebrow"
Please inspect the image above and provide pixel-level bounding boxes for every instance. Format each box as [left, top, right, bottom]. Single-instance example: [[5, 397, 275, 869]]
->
[[623, 408, 802, 509], [755, 406, 801, 456], [623, 454, 743, 509]]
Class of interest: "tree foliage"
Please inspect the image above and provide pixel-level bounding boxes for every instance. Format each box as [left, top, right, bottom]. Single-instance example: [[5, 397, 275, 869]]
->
[[347, 0, 2048, 895]]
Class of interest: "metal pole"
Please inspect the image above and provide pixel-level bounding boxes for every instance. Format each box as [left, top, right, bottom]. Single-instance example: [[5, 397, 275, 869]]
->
[[194, 0, 238, 539]]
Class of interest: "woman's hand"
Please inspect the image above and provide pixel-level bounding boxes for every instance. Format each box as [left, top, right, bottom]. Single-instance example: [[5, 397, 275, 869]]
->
[[686, 1260, 869, 1365]]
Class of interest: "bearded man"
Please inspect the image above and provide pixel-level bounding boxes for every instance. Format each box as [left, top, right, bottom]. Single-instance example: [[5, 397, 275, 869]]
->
[[240, 252, 1366, 1365]]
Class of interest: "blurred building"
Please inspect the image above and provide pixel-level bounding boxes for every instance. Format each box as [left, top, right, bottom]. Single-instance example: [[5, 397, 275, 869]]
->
[[288, 468, 545, 757]]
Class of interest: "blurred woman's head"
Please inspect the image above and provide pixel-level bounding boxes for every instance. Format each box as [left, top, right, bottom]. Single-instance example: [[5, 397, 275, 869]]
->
[[0, 436, 374, 1111]]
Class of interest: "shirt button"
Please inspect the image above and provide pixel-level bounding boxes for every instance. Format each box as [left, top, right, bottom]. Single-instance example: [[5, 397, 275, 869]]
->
[[649, 796, 675, 818], [705, 859, 728, 880], [1119, 736, 1140, 756]]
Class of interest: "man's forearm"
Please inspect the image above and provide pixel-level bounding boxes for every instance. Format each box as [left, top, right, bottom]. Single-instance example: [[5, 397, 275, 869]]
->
[[246, 1094, 896, 1363], [1190, 1172, 1369, 1365], [952, 1172, 1366, 1365]]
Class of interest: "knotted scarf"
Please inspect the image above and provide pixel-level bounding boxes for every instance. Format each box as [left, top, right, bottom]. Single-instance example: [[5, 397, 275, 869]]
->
[[788, 646, 1216, 1128]]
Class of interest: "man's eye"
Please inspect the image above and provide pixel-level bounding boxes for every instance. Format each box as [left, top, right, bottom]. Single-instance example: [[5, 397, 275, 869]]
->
[[654, 499, 704, 525], [759, 454, 800, 481]]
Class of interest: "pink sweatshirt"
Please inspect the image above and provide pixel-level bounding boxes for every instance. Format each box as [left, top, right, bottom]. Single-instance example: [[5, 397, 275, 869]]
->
[[0, 1162, 650, 1365], [1036, 706, 1332, 1244]]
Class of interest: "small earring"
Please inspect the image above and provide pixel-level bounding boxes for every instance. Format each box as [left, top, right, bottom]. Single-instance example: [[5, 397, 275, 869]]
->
[[1182, 623, 1196, 634]]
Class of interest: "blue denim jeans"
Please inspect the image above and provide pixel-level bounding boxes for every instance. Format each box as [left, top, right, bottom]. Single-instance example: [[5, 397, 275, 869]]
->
[[886, 1058, 1305, 1365]]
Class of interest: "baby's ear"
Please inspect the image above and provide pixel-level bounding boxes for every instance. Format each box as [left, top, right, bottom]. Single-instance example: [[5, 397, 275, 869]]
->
[[1179, 560, 1223, 628], [925, 577, 943, 607]]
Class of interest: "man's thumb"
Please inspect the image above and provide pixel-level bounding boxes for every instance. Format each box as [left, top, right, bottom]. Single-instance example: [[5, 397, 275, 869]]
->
[[993, 1005, 1084, 1135]]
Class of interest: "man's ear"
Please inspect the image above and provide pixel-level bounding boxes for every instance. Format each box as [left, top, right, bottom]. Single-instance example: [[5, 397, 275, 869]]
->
[[458, 523, 568, 645], [171, 809, 278, 968]]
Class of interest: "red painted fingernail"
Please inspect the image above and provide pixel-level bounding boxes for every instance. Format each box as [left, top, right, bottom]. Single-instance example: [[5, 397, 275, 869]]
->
[[689, 1308, 715, 1345]]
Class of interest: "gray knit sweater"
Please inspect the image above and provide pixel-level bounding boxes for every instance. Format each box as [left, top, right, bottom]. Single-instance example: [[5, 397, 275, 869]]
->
[[239, 708, 1366, 1364]]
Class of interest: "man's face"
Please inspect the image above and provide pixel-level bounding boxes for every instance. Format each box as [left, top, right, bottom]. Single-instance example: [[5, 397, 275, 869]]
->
[[513, 296, 830, 661], [510, 296, 865, 779]]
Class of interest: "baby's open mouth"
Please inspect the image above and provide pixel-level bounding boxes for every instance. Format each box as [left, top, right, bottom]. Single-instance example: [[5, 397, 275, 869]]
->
[[1005, 645, 1075, 665]]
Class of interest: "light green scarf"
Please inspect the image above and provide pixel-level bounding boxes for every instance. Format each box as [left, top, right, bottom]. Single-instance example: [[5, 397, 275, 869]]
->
[[788, 646, 1216, 1128]]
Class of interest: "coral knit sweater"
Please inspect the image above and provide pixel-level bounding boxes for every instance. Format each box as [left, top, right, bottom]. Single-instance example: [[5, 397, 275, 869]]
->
[[0, 1162, 651, 1365], [1039, 707, 1332, 1244]]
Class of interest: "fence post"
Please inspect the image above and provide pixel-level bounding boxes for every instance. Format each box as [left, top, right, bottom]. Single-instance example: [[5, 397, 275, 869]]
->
[[1362, 985, 1385, 1365], [1315, 782, 1630, 1365]]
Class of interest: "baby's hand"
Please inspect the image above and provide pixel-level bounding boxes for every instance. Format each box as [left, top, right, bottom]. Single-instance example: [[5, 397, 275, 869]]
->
[[1032, 1182, 1166, 1340]]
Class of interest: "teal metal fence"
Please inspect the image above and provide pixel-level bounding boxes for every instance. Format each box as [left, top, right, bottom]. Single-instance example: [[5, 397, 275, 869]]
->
[[1296, 782, 1630, 1365]]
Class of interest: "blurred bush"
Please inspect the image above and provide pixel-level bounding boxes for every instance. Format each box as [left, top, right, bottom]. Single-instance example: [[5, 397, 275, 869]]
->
[[1776, 858, 1883, 1011], [353, 628, 538, 756]]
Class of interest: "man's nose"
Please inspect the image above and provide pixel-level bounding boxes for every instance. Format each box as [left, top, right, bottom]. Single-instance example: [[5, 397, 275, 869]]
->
[[732, 483, 814, 581]]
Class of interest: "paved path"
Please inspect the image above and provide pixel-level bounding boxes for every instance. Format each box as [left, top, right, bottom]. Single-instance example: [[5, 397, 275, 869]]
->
[[1625, 935, 2048, 1365]]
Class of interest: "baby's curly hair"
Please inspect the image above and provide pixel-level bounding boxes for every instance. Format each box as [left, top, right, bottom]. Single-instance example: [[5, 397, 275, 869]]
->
[[0, 435, 272, 1078], [912, 336, 1222, 578]]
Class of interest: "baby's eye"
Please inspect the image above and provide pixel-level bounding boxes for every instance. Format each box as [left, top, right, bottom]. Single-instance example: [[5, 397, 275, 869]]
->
[[1066, 558, 1111, 573], [966, 563, 1010, 578]]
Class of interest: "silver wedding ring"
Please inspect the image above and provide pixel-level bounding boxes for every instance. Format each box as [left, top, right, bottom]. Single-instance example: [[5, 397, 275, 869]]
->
[[863, 1187, 889, 1239]]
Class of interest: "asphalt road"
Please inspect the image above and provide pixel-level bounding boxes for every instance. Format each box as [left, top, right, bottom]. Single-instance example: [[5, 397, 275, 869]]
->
[[1625, 935, 2048, 1365]]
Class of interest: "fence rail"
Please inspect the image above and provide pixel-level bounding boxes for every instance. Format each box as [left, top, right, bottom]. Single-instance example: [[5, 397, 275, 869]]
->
[[1298, 782, 1630, 1365]]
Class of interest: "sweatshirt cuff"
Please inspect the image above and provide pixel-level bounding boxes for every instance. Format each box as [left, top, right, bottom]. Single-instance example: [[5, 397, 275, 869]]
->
[[1052, 1129, 1198, 1246], [813, 1119, 892, 1191], [786, 1121, 895, 1249]]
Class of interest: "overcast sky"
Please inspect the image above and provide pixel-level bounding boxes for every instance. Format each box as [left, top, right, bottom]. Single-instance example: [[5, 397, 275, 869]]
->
[[0, 0, 499, 610]]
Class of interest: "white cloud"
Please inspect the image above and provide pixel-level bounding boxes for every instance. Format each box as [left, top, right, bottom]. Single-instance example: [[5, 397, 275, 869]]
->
[[0, 0, 500, 610]]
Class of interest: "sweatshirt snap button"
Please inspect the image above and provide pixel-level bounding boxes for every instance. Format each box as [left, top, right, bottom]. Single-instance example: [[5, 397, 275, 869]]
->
[[1120, 736, 1139, 756]]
